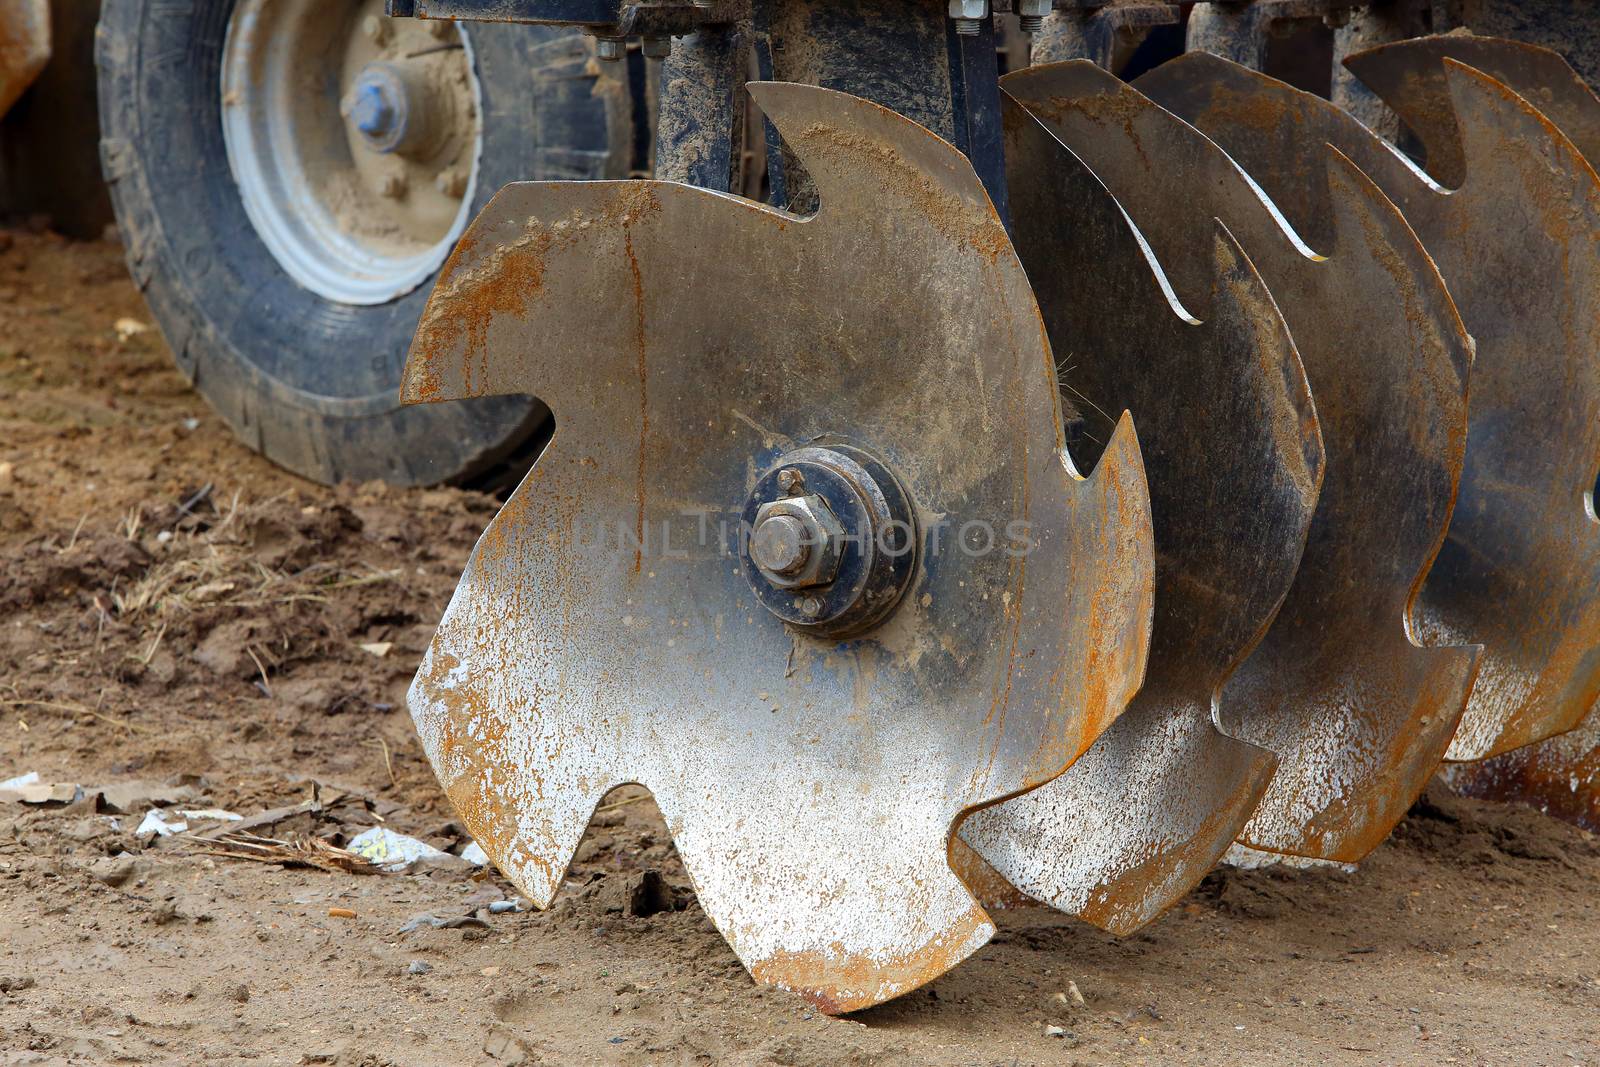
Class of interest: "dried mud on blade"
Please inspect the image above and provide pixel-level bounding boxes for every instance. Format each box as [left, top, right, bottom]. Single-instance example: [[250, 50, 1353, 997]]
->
[[399, 82, 1155, 1013], [957, 90, 1324, 933], [1140, 53, 1600, 764], [999, 61, 1475, 875]]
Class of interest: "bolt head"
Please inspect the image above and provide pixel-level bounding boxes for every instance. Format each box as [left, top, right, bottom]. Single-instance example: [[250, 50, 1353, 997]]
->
[[948, 0, 987, 21], [595, 37, 625, 62], [641, 36, 672, 59], [751, 494, 844, 588], [435, 168, 467, 198], [799, 596, 823, 619], [776, 468, 803, 494], [751, 514, 810, 576]]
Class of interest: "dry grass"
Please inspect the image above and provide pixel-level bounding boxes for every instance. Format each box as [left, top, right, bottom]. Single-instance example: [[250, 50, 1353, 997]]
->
[[106, 492, 398, 624], [186, 831, 380, 876]]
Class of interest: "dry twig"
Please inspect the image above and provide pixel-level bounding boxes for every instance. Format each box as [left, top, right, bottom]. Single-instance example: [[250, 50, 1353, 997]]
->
[[186, 832, 380, 875]]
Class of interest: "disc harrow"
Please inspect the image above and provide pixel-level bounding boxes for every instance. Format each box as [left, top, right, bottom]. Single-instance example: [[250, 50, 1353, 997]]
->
[[380, 0, 1600, 1012], [402, 81, 1154, 1011]]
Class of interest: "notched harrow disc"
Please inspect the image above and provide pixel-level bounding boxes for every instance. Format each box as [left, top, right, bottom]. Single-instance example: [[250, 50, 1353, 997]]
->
[[1347, 35, 1600, 826], [957, 94, 1322, 934], [1343, 35, 1600, 190], [1002, 61, 1475, 868], [399, 82, 1155, 1012], [1141, 53, 1600, 763]]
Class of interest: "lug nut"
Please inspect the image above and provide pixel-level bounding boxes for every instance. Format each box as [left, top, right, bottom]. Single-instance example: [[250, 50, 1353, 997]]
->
[[642, 36, 672, 59], [435, 168, 467, 198], [595, 37, 625, 62]]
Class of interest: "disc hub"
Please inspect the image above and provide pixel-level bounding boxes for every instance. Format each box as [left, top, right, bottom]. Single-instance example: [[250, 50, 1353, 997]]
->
[[740, 444, 919, 638], [346, 61, 443, 158]]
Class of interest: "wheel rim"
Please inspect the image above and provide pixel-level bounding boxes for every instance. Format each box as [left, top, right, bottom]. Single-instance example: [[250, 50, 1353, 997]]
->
[[220, 0, 484, 306]]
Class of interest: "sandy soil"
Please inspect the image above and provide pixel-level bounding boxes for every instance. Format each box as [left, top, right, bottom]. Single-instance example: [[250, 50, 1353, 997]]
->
[[1, 227, 1598, 1066]]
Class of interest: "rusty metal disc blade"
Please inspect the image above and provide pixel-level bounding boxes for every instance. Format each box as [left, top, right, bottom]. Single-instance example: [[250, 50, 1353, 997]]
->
[[1441, 710, 1600, 833], [399, 81, 1155, 1013], [957, 96, 1320, 932], [1007, 61, 1476, 864], [1346, 38, 1600, 825], [1342, 35, 1600, 190], [1138, 53, 1600, 763]]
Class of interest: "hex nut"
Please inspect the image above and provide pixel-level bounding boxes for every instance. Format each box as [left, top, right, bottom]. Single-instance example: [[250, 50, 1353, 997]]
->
[[751, 494, 845, 589]]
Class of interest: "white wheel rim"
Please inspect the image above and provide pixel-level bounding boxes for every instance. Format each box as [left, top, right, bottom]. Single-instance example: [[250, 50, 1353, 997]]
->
[[220, 0, 484, 306]]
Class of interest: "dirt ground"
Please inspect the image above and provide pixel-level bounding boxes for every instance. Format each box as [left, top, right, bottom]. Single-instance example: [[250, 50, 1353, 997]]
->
[[0, 227, 1597, 1066]]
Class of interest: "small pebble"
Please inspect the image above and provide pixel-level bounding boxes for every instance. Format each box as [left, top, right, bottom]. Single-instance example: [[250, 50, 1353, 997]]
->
[[408, 961, 432, 975], [1045, 1025, 1068, 1038], [488, 900, 517, 914]]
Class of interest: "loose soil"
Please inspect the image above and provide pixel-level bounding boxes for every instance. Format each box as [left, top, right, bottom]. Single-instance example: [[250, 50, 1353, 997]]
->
[[1, 228, 1597, 1066]]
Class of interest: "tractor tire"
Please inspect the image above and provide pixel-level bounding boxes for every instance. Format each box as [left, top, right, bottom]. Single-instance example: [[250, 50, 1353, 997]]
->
[[95, 0, 636, 486]]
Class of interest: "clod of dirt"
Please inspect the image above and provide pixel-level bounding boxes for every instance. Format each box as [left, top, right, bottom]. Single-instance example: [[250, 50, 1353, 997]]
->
[[87, 855, 138, 887]]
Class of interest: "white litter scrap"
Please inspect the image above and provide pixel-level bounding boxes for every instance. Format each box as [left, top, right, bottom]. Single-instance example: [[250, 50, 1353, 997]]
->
[[460, 841, 489, 867], [136, 810, 187, 837], [113, 317, 152, 342], [178, 808, 243, 823], [135, 807, 242, 837], [0, 771, 81, 805], [347, 827, 449, 872]]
